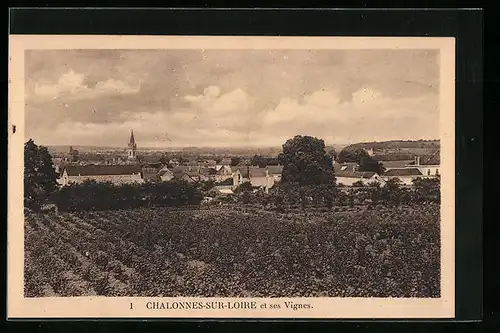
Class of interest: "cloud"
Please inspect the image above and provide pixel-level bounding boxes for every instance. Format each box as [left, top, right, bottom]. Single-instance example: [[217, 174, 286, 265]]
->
[[28, 84, 438, 147], [184, 85, 252, 114], [260, 86, 438, 143], [24, 49, 440, 147], [30, 69, 140, 100]]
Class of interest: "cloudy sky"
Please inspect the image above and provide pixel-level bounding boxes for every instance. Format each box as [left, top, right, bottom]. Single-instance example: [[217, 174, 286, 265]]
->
[[25, 49, 439, 147]]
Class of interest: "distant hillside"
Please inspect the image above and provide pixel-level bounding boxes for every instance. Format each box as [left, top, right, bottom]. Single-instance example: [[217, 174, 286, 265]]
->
[[345, 140, 440, 151], [340, 140, 440, 162]]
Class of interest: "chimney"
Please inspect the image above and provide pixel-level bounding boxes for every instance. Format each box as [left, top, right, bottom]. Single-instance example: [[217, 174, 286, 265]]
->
[[415, 155, 421, 166]]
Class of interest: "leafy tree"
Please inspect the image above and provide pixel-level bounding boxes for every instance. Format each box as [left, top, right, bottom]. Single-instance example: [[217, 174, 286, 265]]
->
[[412, 177, 440, 203], [266, 157, 280, 166], [199, 180, 215, 192], [159, 153, 170, 165], [230, 157, 242, 166], [215, 178, 234, 186], [352, 180, 365, 187], [278, 135, 334, 186], [337, 147, 369, 163], [70, 148, 79, 162], [359, 156, 384, 173], [234, 182, 253, 194], [55, 180, 203, 212], [250, 155, 267, 168], [327, 149, 338, 161], [136, 155, 145, 165], [240, 191, 251, 204], [379, 178, 403, 205], [338, 147, 383, 173], [24, 139, 58, 210]]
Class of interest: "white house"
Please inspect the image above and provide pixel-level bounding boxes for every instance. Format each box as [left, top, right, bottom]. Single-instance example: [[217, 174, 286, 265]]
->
[[59, 165, 144, 186], [266, 165, 283, 183], [410, 154, 440, 177], [336, 171, 385, 186], [383, 168, 424, 185], [232, 166, 282, 193], [334, 163, 385, 186], [214, 165, 233, 182], [215, 158, 232, 170], [158, 167, 174, 182]]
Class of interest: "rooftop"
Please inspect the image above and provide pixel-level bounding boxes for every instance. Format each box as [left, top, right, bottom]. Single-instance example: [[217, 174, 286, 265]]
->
[[336, 170, 376, 179], [384, 168, 423, 176], [64, 164, 142, 176]]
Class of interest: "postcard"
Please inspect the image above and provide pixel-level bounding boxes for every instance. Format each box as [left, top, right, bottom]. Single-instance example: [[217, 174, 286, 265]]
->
[[8, 35, 455, 319]]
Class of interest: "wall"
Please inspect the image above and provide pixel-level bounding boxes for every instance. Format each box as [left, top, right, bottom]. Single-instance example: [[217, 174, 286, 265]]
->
[[384, 176, 419, 186], [233, 171, 247, 187], [336, 177, 365, 186], [160, 174, 174, 182], [250, 176, 268, 188], [215, 174, 233, 182], [65, 173, 144, 186], [416, 166, 440, 177]]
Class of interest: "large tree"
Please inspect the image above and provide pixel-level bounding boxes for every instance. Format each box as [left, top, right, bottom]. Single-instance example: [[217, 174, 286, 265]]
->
[[278, 135, 334, 186], [359, 156, 384, 173], [250, 154, 267, 168], [230, 157, 242, 166], [337, 147, 369, 163], [24, 139, 58, 210]]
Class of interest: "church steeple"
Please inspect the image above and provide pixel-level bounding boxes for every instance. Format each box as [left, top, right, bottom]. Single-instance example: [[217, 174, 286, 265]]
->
[[128, 129, 137, 160]]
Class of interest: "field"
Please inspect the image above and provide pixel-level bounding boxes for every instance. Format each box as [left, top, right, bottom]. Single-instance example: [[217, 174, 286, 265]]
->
[[24, 204, 440, 298]]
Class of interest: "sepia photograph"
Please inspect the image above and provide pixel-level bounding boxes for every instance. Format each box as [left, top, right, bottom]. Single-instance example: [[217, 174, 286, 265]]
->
[[8, 35, 455, 318]]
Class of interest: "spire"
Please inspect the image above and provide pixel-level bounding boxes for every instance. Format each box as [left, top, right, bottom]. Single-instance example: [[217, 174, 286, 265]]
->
[[129, 129, 135, 146], [128, 129, 137, 160]]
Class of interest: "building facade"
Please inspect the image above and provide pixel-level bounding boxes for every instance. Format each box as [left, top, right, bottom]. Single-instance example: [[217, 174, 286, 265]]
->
[[232, 166, 282, 193], [59, 165, 144, 186], [382, 168, 424, 185]]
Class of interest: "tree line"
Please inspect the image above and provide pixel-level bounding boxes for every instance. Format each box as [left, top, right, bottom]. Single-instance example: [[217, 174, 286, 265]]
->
[[55, 180, 203, 212]]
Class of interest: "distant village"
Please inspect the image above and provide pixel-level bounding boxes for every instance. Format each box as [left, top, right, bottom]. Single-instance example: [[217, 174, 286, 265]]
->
[[53, 130, 440, 196]]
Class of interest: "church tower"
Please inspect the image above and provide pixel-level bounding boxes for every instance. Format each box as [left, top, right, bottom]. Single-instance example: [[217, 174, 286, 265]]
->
[[128, 129, 137, 160]]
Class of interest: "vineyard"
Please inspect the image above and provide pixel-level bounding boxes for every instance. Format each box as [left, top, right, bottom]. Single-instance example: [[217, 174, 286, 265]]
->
[[24, 204, 440, 298]]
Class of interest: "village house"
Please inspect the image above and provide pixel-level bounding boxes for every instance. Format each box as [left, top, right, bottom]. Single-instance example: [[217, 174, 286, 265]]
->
[[381, 159, 415, 170], [204, 159, 217, 167], [174, 172, 197, 183], [334, 163, 385, 186], [266, 165, 283, 182], [409, 153, 440, 177], [171, 166, 217, 182], [158, 166, 174, 182], [382, 168, 424, 185], [199, 167, 217, 182], [52, 157, 68, 174], [214, 165, 233, 182], [232, 166, 282, 193], [142, 167, 161, 182], [58, 165, 144, 186], [215, 158, 232, 170]]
